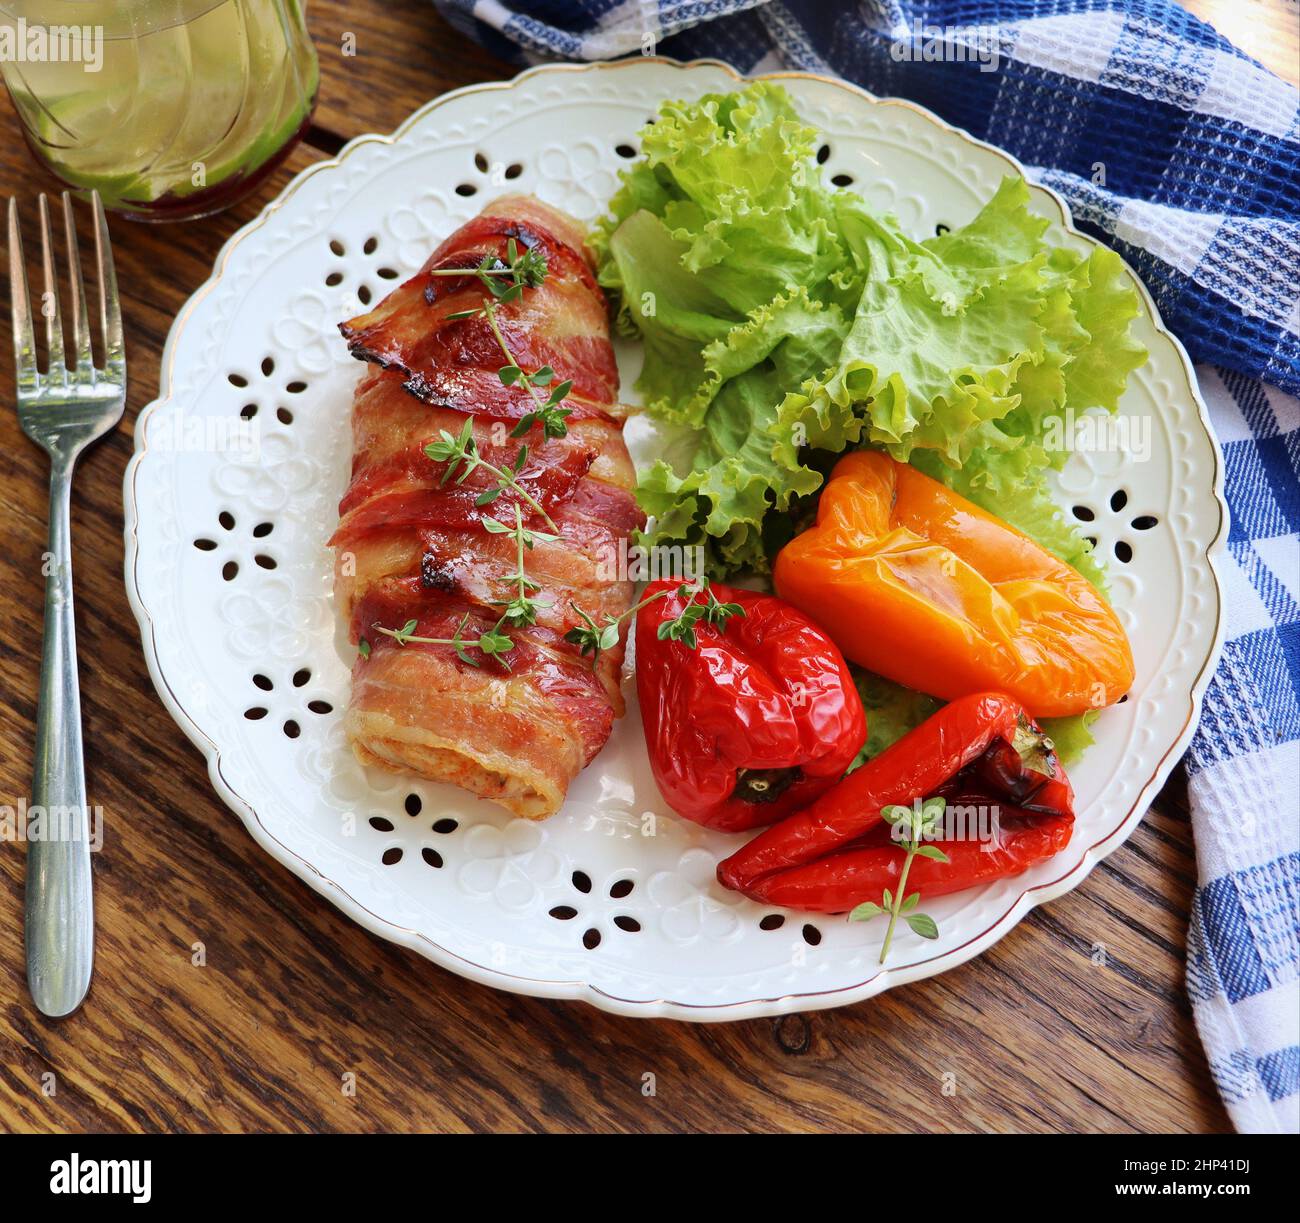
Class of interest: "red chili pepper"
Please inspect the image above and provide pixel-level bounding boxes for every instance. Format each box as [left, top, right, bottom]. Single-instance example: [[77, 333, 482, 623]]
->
[[716, 691, 1074, 907], [740, 811, 1075, 913], [636, 580, 866, 833]]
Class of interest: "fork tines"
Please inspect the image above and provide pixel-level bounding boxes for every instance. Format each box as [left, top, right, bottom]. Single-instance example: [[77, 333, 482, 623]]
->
[[8, 191, 123, 388]]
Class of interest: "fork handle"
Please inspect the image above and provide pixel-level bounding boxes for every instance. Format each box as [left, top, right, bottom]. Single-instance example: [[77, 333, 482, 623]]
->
[[25, 455, 94, 1018]]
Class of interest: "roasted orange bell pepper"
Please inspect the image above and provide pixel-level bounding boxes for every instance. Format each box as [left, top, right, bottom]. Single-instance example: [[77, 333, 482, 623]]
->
[[773, 451, 1134, 718]]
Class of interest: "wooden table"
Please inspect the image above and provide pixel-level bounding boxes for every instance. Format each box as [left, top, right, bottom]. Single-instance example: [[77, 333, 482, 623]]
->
[[3, 0, 1282, 1135]]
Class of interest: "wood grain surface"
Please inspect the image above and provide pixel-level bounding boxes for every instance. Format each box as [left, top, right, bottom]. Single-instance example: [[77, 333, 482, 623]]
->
[[2, 0, 1283, 1135]]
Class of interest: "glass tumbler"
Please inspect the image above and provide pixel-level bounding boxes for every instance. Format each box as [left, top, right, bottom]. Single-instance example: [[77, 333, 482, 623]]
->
[[0, 0, 320, 219]]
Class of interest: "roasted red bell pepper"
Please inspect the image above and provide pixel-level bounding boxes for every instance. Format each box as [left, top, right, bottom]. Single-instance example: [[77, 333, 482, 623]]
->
[[716, 691, 1074, 909], [636, 580, 866, 832]]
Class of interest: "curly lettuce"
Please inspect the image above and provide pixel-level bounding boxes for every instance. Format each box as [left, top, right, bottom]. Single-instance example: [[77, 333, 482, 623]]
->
[[594, 83, 869, 572], [595, 82, 1147, 587]]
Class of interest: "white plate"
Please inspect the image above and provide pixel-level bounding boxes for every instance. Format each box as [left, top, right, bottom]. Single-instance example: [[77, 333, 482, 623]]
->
[[124, 58, 1227, 1020]]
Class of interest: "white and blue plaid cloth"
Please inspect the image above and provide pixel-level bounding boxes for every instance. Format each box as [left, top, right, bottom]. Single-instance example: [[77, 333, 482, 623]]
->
[[435, 0, 1300, 1131]]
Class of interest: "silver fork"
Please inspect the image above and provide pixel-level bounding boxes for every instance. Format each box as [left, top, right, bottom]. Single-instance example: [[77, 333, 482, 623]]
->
[[9, 192, 124, 1018]]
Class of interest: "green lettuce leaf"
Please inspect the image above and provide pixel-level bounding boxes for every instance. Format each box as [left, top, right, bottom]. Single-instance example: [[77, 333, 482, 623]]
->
[[1040, 711, 1098, 767], [848, 671, 943, 772], [593, 83, 859, 324], [596, 82, 1146, 597], [630, 283, 850, 574]]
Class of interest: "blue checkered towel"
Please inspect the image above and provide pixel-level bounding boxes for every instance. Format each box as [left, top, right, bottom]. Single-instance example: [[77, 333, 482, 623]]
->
[[1185, 369, 1299, 1134], [436, 0, 1300, 1131]]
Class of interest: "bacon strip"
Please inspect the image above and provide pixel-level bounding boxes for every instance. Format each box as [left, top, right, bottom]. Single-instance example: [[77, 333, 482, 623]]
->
[[340, 196, 619, 412], [332, 196, 644, 819]]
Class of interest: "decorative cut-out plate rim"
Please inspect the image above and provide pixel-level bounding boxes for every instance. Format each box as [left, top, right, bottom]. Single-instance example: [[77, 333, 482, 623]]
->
[[123, 57, 1229, 1021]]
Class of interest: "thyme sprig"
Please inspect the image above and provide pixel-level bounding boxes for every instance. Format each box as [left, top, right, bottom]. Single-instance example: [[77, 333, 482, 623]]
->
[[654, 580, 744, 649], [424, 418, 557, 531], [367, 509, 559, 667], [372, 612, 514, 669], [485, 505, 558, 627], [440, 238, 574, 439], [431, 238, 548, 303], [566, 577, 745, 665], [483, 305, 574, 440], [849, 796, 949, 963]]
